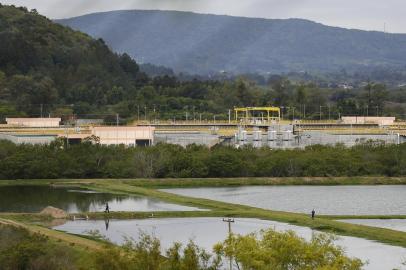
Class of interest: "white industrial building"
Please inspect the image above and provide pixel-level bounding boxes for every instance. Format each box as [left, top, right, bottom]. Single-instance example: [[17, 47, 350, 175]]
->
[[6, 118, 61, 127], [91, 126, 155, 146]]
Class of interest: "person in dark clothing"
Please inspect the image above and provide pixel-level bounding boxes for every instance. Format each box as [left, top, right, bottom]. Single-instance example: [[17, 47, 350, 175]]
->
[[311, 209, 315, 219], [105, 203, 110, 213]]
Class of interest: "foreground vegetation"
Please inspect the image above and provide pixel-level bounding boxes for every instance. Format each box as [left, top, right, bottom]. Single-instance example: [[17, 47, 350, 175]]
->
[[0, 223, 94, 270], [96, 230, 363, 270], [1, 140, 406, 179], [0, 222, 363, 270]]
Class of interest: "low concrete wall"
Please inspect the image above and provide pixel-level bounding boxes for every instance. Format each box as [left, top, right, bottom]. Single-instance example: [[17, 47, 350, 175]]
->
[[0, 133, 56, 144], [6, 118, 61, 127], [341, 117, 395, 126]]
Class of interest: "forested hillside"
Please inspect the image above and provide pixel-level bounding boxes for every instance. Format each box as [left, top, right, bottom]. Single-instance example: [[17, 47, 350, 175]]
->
[[1, 5, 406, 121], [0, 4, 149, 119], [0, 5, 288, 122], [57, 10, 406, 74]]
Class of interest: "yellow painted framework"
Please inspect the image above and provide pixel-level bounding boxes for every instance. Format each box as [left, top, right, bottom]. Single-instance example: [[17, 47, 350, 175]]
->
[[234, 106, 281, 123]]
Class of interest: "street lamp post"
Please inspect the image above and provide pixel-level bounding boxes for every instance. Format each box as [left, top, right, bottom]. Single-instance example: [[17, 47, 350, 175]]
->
[[319, 106, 323, 121]]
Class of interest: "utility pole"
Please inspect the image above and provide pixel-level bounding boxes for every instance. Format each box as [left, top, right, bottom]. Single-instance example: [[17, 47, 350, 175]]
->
[[280, 106, 284, 121], [328, 105, 331, 121], [228, 109, 231, 124], [319, 106, 322, 121], [223, 217, 234, 234], [303, 104, 306, 119], [40, 104, 43, 118], [116, 114, 119, 126], [144, 106, 147, 121], [223, 218, 235, 270], [65, 126, 69, 149], [366, 82, 372, 112], [153, 104, 156, 123]]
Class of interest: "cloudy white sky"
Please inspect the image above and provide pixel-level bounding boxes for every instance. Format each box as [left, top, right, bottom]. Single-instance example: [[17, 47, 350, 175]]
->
[[2, 0, 406, 33]]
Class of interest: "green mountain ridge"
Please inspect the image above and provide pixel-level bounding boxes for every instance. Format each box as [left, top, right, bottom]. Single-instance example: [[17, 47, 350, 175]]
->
[[57, 9, 406, 74]]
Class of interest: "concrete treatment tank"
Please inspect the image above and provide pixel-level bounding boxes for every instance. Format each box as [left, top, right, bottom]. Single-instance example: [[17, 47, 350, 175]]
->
[[267, 129, 277, 141], [253, 129, 262, 141], [237, 128, 247, 142], [241, 130, 247, 141], [283, 130, 293, 141]]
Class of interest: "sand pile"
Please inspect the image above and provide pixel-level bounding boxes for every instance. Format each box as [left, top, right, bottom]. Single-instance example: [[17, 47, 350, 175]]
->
[[40, 206, 68, 219]]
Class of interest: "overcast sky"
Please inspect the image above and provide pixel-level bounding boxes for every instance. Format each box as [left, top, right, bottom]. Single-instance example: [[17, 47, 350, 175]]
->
[[2, 0, 406, 33]]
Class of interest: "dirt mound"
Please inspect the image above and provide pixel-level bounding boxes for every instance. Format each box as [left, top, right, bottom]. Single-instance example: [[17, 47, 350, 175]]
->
[[40, 206, 68, 219]]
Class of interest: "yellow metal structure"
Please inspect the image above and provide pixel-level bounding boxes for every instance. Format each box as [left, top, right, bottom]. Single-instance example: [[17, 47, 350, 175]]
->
[[234, 106, 281, 123]]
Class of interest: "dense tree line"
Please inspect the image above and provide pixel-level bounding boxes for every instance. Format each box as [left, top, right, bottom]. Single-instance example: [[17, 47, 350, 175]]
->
[[1, 5, 405, 124], [0, 140, 405, 179]]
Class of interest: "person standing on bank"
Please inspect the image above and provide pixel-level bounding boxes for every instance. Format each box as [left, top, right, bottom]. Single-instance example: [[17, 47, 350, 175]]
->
[[311, 209, 315, 219], [105, 203, 110, 213]]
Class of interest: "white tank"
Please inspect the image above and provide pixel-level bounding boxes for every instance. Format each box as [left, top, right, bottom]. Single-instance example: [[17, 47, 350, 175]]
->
[[241, 130, 247, 141], [237, 128, 247, 141], [267, 130, 277, 141], [283, 130, 293, 141], [253, 130, 262, 141]]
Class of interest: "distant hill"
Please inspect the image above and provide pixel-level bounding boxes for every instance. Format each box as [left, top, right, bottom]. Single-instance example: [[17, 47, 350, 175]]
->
[[57, 10, 406, 75], [0, 5, 147, 117]]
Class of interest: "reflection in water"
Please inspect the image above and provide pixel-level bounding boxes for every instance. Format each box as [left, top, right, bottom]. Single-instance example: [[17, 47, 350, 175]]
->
[[163, 185, 406, 215], [0, 185, 201, 213], [105, 219, 110, 231], [54, 218, 406, 270]]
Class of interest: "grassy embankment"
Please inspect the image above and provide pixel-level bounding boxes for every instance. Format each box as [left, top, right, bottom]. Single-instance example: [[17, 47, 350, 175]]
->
[[75, 179, 406, 248], [0, 218, 105, 269], [124, 176, 406, 188], [0, 217, 103, 251], [2, 176, 406, 188], [126, 176, 406, 188]]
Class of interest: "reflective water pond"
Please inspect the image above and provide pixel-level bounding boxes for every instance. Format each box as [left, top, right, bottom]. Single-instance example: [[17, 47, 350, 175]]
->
[[162, 185, 406, 215], [54, 217, 406, 270], [0, 185, 201, 213], [340, 219, 406, 232]]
